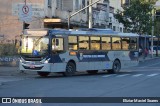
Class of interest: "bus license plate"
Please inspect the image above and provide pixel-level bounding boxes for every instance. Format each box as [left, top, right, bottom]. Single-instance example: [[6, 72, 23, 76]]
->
[[30, 65, 35, 68]]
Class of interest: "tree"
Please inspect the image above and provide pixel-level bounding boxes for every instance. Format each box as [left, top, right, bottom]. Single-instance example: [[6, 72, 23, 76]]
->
[[115, 0, 157, 34], [155, 9, 160, 36]]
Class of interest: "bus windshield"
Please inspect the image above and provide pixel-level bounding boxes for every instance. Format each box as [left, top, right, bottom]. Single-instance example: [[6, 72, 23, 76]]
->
[[21, 36, 49, 56]]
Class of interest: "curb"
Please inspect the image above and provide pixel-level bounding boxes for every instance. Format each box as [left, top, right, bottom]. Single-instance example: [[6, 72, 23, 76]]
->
[[139, 57, 160, 62]]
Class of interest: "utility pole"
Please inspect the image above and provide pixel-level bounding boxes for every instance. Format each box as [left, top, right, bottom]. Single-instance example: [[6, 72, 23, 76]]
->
[[22, 0, 27, 34], [89, 0, 93, 28], [68, 0, 101, 29], [151, 9, 155, 58], [24, 0, 26, 5]]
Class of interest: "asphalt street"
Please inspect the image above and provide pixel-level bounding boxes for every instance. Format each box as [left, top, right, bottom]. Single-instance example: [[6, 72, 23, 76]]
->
[[0, 57, 160, 106]]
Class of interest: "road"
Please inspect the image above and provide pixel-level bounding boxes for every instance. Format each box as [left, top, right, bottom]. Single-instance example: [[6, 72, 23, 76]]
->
[[0, 58, 160, 106]]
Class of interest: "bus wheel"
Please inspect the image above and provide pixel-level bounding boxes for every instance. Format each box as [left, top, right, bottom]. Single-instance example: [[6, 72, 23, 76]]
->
[[37, 72, 50, 77], [87, 70, 98, 74], [108, 60, 121, 74], [63, 62, 76, 77]]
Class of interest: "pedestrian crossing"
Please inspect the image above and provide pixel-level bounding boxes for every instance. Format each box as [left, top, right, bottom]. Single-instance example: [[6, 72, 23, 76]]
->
[[132, 74, 143, 77], [102, 73, 159, 78]]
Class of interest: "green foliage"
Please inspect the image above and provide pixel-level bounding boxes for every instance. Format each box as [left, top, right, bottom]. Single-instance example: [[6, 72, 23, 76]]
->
[[155, 10, 160, 36], [0, 44, 18, 56], [115, 0, 157, 34]]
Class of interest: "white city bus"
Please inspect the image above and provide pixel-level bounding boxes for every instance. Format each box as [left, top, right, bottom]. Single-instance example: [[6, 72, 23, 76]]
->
[[19, 28, 139, 77]]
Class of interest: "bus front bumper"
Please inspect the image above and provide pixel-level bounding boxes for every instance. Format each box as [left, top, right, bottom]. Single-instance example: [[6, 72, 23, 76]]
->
[[19, 62, 51, 72]]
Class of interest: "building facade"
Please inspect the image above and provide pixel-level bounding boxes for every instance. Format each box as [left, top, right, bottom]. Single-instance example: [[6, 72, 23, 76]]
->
[[43, 0, 87, 28], [0, 0, 45, 43], [109, 0, 125, 32], [0, 0, 127, 44], [44, 0, 110, 29]]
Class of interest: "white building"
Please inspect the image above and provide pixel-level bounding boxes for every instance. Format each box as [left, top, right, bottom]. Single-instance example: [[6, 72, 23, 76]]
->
[[44, 0, 110, 29], [44, 0, 88, 28], [92, 0, 109, 28], [109, 0, 125, 32]]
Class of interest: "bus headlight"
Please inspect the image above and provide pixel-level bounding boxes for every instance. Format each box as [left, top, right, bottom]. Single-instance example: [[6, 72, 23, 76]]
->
[[20, 57, 25, 63], [44, 58, 50, 63]]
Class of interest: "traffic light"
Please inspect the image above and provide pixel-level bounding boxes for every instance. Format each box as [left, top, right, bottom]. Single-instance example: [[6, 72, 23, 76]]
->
[[24, 23, 30, 29]]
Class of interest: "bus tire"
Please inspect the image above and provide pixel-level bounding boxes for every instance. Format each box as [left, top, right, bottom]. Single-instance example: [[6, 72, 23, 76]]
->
[[87, 70, 98, 74], [37, 72, 50, 77], [63, 62, 76, 77], [108, 60, 121, 74]]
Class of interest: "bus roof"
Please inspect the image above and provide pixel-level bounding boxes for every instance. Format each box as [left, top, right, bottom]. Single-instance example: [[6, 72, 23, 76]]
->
[[49, 28, 118, 36], [23, 28, 139, 37], [118, 32, 139, 37]]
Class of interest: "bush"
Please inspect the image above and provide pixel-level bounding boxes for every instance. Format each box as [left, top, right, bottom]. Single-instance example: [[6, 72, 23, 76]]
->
[[0, 44, 18, 56]]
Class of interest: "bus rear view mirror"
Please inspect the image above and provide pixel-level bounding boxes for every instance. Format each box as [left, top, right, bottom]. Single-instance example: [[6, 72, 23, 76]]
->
[[56, 39, 59, 46]]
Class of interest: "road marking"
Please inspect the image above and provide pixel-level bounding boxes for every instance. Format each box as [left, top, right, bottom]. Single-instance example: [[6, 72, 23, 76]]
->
[[127, 71, 132, 72], [102, 74, 116, 78], [116, 74, 130, 77], [147, 73, 159, 77], [132, 74, 143, 77], [102, 73, 160, 78]]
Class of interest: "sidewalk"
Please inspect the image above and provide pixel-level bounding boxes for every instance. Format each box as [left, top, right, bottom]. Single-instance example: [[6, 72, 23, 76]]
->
[[0, 66, 37, 86], [139, 54, 160, 62]]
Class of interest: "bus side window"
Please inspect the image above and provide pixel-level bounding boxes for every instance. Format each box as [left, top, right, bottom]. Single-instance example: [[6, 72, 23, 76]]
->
[[68, 36, 78, 50], [101, 37, 111, 50], [78, 36, 89, 50], [52, 38, 64, 51], [129, 38, 137, 50], [122, 37, 129, 50], [90, 36, 100, 50], [112, 37, 121, 50]]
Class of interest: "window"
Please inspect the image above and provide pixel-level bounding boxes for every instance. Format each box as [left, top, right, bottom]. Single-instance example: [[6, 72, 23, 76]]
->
[[102, 37, 111, 50], [120, 27, 123, 32], [90, 36, 100, 50], [112, 37, 121, 50], [48, 0, 52, 8], [79, 36, 89, 50], [56, 0, 62, 10], [122, 37, 129, 50], [52, 38, 64, 53], [62, 0, 73, 11], [129, 38, 137, 50], [113, 26, 116, 31], [68, 36, 78, 50], [75, 0, 80, 10]]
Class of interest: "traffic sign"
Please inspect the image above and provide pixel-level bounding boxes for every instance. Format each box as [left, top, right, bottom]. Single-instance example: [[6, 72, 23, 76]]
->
[[22, 5, 29, 14], [12, 3, 45, 18], [19, 4, 32, 22]]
